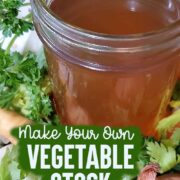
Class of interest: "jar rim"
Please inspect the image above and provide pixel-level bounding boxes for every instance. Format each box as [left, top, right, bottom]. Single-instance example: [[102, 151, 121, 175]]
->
[[38, 0, 180, 41]]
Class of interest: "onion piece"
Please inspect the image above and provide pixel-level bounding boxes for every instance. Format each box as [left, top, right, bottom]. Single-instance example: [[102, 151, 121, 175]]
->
[[0, 109, 31, 144], [138, 163, 160, 180]]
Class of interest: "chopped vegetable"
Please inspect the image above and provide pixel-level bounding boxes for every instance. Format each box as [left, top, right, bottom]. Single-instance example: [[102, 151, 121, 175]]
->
[[170, 101, 180, 109], [0, 145, 40, 180], [162, 128, 180, 147], [138, 163, 159, 180], [156, 110, 180, 138], [0, 48, 59, 125], [0, 108, 31, 144], [0, 146, 18, 180], [146, 142, 180, 173], [0, 0, 33, 37]]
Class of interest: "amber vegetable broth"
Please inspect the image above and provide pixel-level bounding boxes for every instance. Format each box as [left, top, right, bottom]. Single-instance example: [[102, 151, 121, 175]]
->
[[45, 0, 178, 136]]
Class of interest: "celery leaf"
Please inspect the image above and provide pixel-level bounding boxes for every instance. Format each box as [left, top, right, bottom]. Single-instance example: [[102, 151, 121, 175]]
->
[[147, 142, 179, 173]]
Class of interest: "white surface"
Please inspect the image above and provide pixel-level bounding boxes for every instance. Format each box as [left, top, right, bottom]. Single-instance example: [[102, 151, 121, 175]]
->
[[1, 30, 42, 53]]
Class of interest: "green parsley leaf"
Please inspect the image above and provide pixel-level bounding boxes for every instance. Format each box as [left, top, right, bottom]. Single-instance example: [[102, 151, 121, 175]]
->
[[0, 0, 33, 37], [0, 48, 58, 125]]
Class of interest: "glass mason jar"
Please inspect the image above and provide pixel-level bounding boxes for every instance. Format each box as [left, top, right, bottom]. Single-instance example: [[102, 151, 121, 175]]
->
[[31, 0, 180, 136]]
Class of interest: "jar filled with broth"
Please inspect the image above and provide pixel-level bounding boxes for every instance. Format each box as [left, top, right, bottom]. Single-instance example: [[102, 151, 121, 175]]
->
[[31, 0, 180, 136]]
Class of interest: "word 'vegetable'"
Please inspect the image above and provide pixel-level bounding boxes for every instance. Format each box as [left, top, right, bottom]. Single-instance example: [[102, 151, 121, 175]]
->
[[28, 144, 134, 170]]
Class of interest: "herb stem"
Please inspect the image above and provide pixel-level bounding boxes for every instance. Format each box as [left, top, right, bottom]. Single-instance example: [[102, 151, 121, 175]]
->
[[4, 12, 33, 53], [6, 34, 18, 54], [21, 3, 31, 7], [0, 38, 5, 47], [23, 13, 32, 21]]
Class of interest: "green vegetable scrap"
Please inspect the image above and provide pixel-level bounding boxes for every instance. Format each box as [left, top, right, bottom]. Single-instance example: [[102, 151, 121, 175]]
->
[[137, 137, 154, 169], [146, 141, 180, 173], [0, 48, 58, 125], [144, 104, 180, 174], [0, 146, 40, 180], [162, 128, 180, 147], [0, 0, 33, 37], [156, 110, 180, 138], [0, 146, 19, 180]]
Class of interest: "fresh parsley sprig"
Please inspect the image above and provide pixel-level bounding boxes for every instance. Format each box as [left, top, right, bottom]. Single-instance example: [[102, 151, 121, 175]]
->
[[0, 0, 33, 37], [0, 0, 59, 125], [0, 48, 58, 125]]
